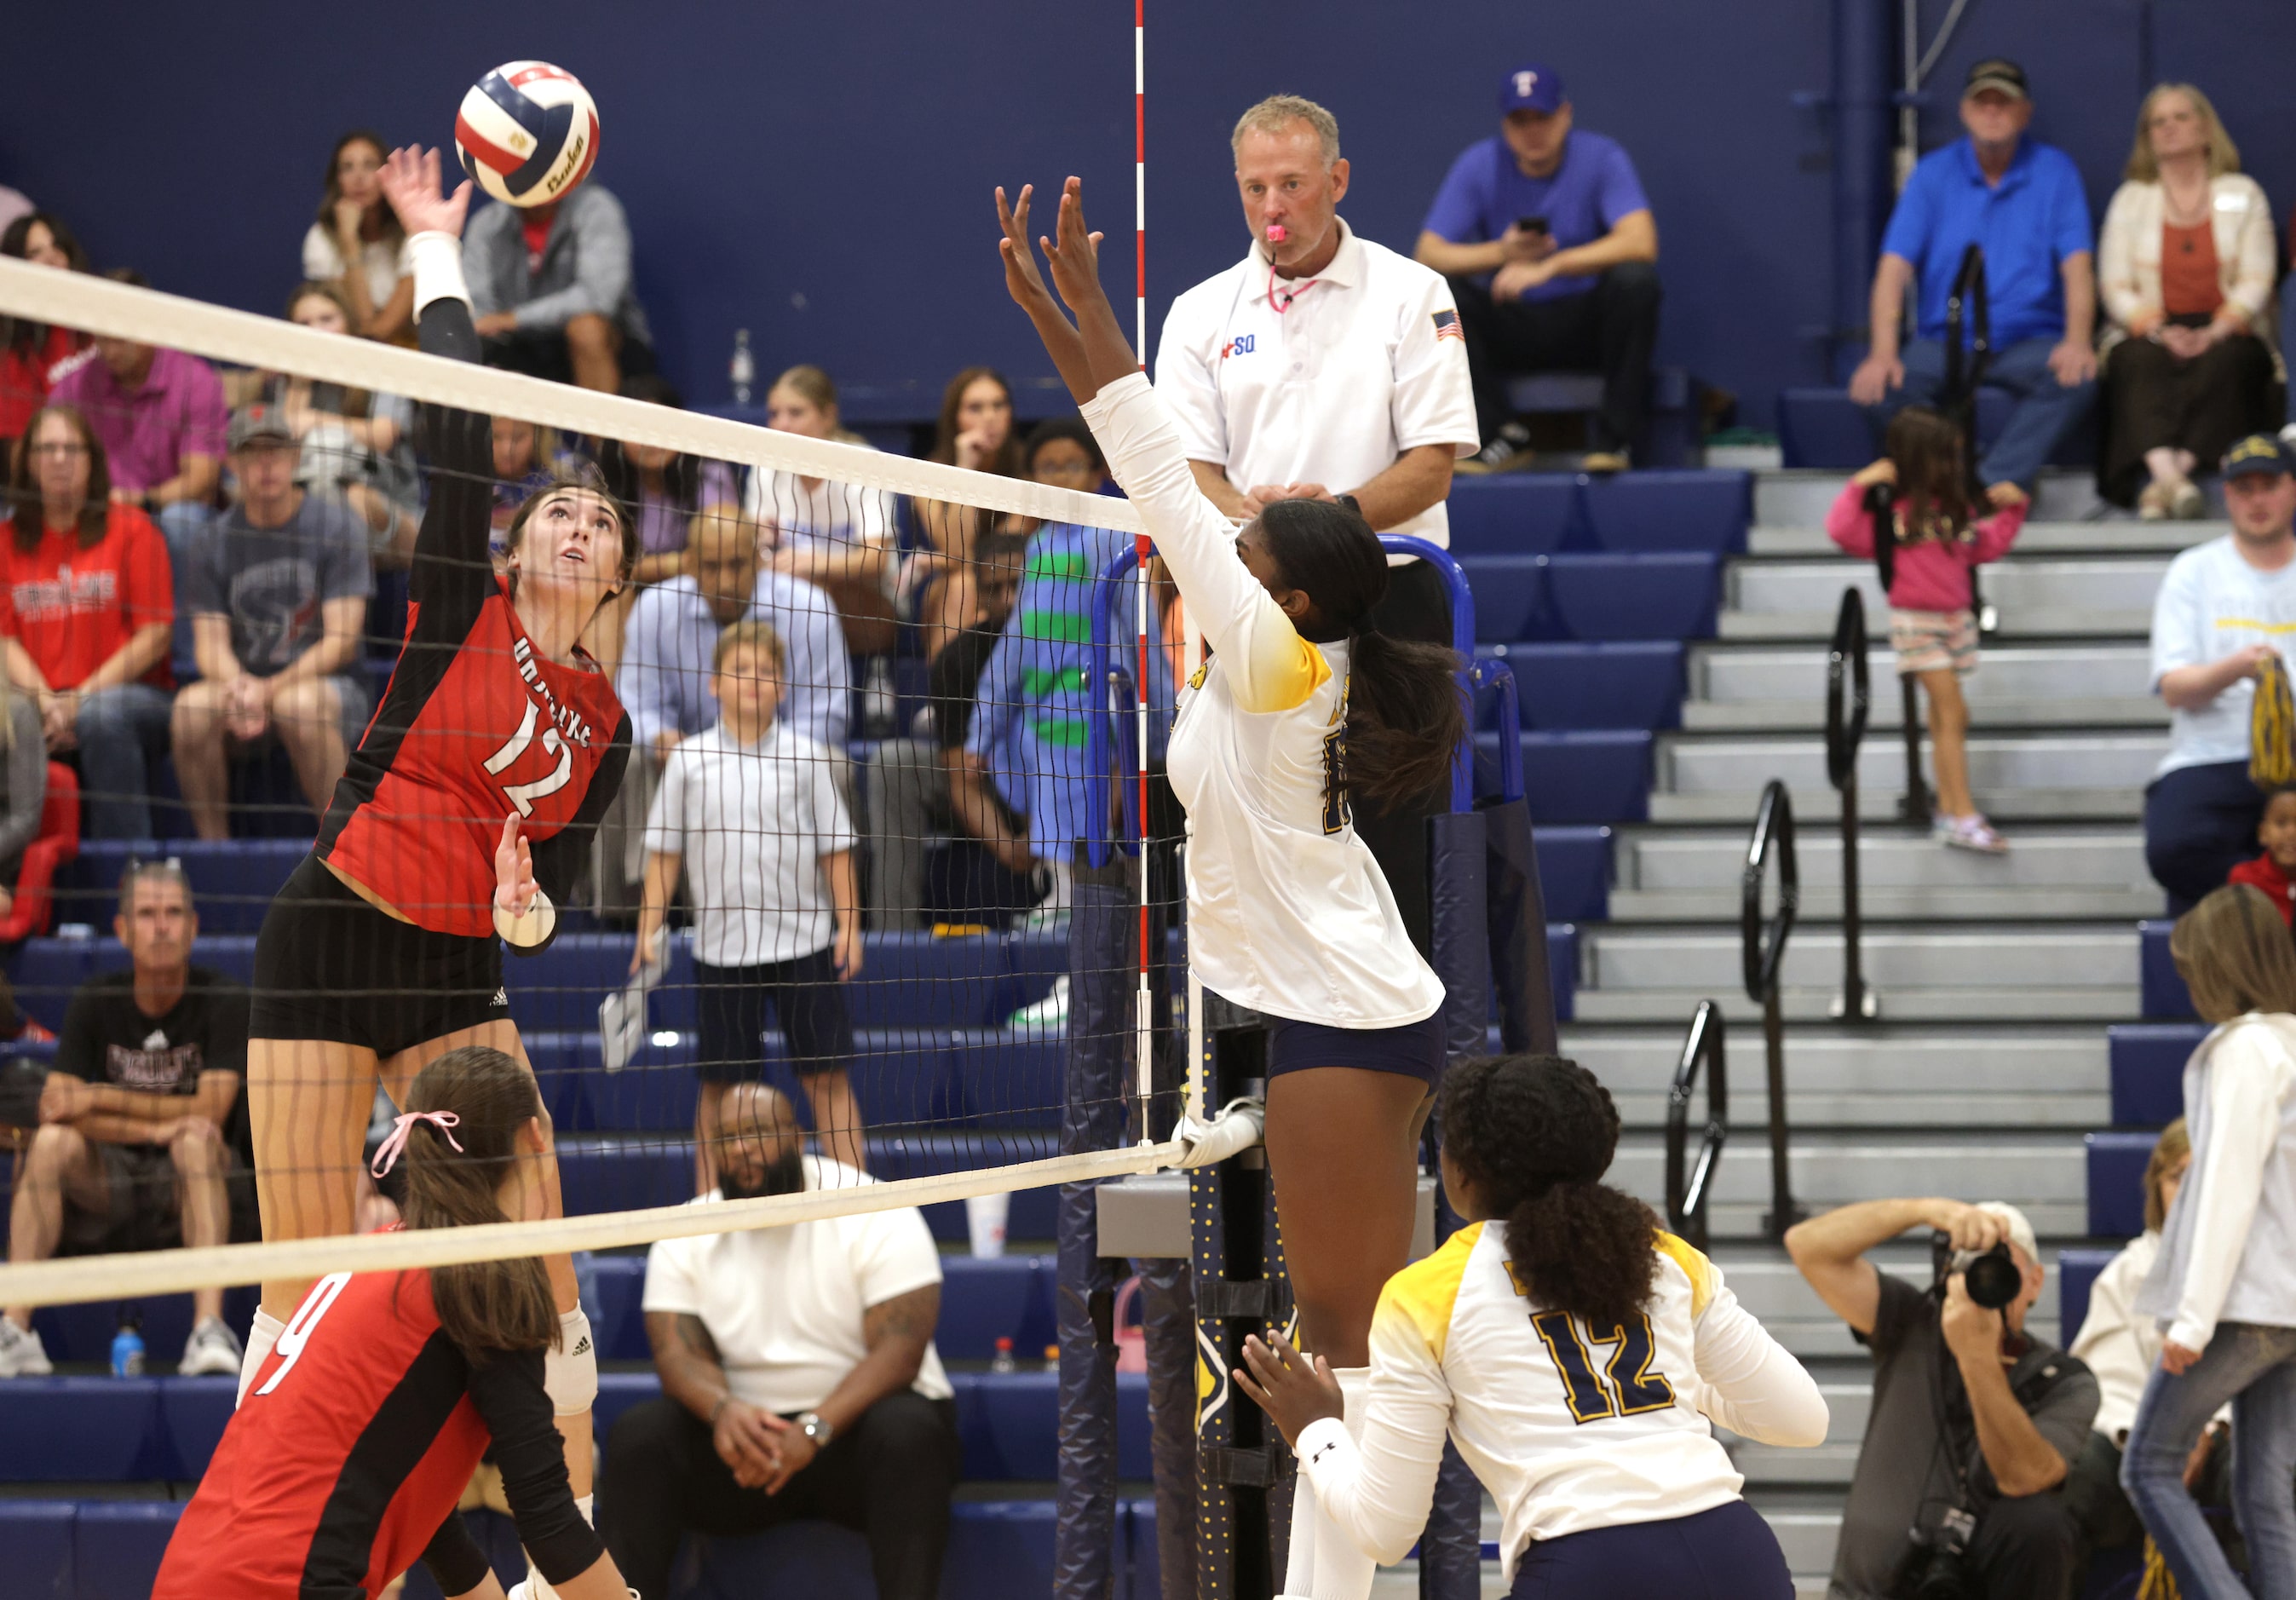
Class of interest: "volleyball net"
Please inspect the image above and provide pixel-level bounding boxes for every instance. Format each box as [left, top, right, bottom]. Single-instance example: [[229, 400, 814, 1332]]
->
[[0, 257, 1193, 1309]]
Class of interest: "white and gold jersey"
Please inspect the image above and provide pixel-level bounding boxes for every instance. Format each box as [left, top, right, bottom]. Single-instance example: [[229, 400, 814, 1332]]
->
[[1079, 372, 1442, 1027], [1298, 1223, 1828, 1579]]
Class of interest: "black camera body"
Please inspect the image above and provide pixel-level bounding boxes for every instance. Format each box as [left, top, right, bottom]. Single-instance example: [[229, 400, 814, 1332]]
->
[[1899, 1507, 1978, 1600], [1931, 1232, 2022, 1310]]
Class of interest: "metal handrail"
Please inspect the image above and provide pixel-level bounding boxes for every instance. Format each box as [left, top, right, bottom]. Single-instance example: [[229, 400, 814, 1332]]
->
[[1741, 780, 1802, 1240], [1664, 1000, 1727, 1252], [1826, 589, 1877, 1021]]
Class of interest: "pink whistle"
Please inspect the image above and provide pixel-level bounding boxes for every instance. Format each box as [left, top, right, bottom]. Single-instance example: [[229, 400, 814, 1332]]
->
[[1266, 223, 1288, 244]]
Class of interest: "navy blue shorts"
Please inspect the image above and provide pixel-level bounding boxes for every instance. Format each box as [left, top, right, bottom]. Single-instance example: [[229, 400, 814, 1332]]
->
[[1508, 1499, 1792, 1599], [1265, 1011, 1445, 1085], [693, 949, 855, 1085]]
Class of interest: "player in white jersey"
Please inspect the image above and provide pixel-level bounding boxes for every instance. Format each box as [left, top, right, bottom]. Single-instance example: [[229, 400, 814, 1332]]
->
[[1239, 1056, 1829, 1598], [998, 180, 1470, 1599]]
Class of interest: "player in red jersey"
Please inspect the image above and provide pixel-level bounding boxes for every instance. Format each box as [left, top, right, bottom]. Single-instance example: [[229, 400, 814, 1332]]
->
[[158, 1047, 633, 1599], [241, 147, 636, 1568]]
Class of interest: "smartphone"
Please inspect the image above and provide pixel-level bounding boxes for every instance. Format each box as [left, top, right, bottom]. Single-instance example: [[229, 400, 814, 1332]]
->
[[1516, 216, 1551, 235]]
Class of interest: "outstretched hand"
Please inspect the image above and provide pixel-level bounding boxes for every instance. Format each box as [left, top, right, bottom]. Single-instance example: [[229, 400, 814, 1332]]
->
[[1036, 177, 1107, 314], [494, 814, 538, 916], [1234, 1332, 1344, 1448], [993, 176, 1136, 406], [996, 184, 1061, 319], [378, 146, 473, 240]]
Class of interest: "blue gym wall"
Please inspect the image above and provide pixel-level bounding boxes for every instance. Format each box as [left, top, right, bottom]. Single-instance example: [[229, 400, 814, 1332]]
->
[[3, 1, 2287, 431]]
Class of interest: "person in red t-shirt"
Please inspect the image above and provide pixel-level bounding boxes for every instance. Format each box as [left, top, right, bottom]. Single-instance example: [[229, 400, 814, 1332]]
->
[[155, 1045, 631, 1600], [2226, 786, 2296, 924], [0, 402, 175, 837], [0, 211, 93, 452]]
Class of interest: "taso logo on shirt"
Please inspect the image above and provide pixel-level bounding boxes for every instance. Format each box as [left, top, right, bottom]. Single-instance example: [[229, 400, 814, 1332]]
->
[[1220, 334, 1257, 360]]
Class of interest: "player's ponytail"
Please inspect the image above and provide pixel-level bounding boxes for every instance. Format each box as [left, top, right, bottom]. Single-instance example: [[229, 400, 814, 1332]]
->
[[1438, 1055, 1660, 1332], [395, 1046, 560, 1361], [1254, 498, 1465, 805]]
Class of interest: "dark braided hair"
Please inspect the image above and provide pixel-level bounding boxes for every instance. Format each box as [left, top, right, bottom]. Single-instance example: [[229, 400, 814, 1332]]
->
[[1439, 1055, 1659, 1331]]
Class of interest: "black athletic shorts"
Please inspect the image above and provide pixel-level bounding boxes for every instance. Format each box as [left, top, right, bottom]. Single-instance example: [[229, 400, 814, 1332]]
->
[[1265, 1010, 1446, 1085], [250, 855, 511, 1058], [693, 947, 855, 1085]]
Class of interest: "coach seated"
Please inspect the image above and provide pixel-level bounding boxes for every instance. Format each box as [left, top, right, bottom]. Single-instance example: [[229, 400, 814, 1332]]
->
[[599, 1083, 959, 1600], [1786, 1195, 2097, 1600], [170, 403, 371, 839], [0, 861, 252, 1378], [463, 179, 653, 394]]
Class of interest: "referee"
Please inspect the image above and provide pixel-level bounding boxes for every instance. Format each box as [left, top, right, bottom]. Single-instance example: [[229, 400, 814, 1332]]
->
[[1158, 94, 1478, 954]]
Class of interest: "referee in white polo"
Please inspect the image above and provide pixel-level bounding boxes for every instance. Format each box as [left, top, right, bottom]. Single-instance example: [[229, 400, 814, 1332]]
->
[[1157, 92, 1480, 954]]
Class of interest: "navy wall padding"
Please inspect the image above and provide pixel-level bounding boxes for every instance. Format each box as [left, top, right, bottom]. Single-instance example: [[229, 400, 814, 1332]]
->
[[2108, 1024, 2204, 1128], [2138, 921, 2194, 1020], [2087, 1131, 2156, 1239], [1504, 642, 1685, 731], [2057, 1247, 2119, 1348], [1484, 798, 1562, 1051], [1430, 811, 1493, 1067]]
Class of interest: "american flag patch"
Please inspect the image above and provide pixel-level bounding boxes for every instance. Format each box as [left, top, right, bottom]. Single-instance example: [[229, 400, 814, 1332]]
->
[[1432, 309, 1464, 342]]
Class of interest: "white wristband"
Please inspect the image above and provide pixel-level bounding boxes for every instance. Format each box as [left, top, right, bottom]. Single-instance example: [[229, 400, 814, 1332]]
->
[[494, 889, 558, 948], [407, 230, 471, 318]]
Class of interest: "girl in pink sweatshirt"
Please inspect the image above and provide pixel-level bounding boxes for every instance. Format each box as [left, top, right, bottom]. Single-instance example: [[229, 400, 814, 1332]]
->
[[1827, 407, 2028, 853]]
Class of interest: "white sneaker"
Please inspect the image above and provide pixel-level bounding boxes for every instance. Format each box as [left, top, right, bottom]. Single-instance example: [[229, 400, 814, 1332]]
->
[[1942, 814, 2010, 855], [0, 1316, 52, 1377], [179, 1315, 245, 1377], [1008, 974, 1070, 1030]]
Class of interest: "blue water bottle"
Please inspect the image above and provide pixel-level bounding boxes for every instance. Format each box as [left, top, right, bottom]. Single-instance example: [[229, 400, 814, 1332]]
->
[[110, 1310, 145, 1378]]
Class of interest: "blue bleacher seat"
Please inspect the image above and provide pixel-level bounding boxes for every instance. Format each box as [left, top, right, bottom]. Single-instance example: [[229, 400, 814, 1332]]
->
[[1445, 476, 1580, 555], [1532, 826, 1612, 924], [924, 1186, 1056, 1246], [1482, 730, 1651, 826], [1781, 384, 2097, 472], [658, 1501, 1062, 1600], [1580, 470, 1750, 554], [1545, 553, 1720, 642], [1457, 555, 1547, 643], [1502, 642, 1684, 731], [75, 1499, 182, 1600], [0, 1378, 163, 1482], [1547, 924, 1578, 1023], [558, 1138, 697, 1217], [2087, 1131, 2156, 1238], [2107, 1024, 2203, 1126], [62, 839, 308, 933], [2057, 1246, 2119, 1345], [955, 1028, 1064, 1126], [158, 1376, 236, 1478], [935, 1257, 1056, 1362], [587, 1253, 651, 1361], [2138, 921, 2193, 1019], [1125, 1497, 1161, 1600], [0, 1501, 74, 1598], [941, 1499, 1060, 1600]]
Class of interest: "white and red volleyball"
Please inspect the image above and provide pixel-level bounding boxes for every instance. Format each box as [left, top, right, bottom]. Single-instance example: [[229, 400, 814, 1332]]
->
[[454, 61, 599, 208]]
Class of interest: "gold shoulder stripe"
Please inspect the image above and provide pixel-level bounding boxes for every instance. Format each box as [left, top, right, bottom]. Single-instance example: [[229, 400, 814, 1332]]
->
[[1651, 1230, 1717, 1319], [1376, 1221, 1482, 1363]]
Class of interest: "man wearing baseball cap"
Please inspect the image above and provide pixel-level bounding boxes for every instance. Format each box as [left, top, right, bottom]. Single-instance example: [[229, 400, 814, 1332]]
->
[[1849, 57, 2098, 494], [2146, 434, 2296, 909], [1787, 1194, 2097, 1599], [1415, 63, 1660, 474]]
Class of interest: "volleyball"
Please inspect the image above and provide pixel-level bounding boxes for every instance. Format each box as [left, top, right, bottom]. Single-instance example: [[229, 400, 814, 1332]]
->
[[453, 61, 600, 208]]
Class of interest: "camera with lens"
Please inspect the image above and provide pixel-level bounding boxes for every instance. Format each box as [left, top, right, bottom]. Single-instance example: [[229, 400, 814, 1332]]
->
[[1897, 1507, 1977, 1600], [1931, 1232, 2022, 1310]]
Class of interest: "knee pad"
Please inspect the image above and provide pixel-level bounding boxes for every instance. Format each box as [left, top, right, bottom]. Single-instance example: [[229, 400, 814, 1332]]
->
[[544, 1309, 597, 1416], [237, 1309, 285, 1409]]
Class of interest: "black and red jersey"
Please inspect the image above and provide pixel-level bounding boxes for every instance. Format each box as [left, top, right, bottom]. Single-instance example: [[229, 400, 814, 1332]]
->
[[153, 1266, 601, 1599], [317, 298, 630, 939]]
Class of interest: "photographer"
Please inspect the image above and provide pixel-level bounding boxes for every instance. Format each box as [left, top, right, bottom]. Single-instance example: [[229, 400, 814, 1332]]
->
[[1786, 1197, 2098, 1600]]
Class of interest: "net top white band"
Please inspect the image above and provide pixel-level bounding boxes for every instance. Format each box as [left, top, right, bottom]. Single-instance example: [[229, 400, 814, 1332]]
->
[[0, 257, 1146, 536]]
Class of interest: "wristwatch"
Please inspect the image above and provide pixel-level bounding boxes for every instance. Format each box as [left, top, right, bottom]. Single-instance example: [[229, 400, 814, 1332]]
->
[[1336, 492, 1363, 519], [795, 1410, 833, 1447]]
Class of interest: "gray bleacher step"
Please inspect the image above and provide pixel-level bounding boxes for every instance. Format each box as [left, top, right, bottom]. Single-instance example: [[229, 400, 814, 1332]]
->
[[1647, 785, 2142, 826], [1607, 885, 2157, 921], [1746, 520, 2208, 558], [1693, 642, 2152, 706], [1729, 557, 2169, 620], [1753, 469, 2107, 528], [1564, 1024, 2109, 1127], [1618, 826, 2147, 892], [1744, 1493, 1848, 1588], [1682, 695, 2161, 733], [1572, 985, 2140, 1024], [1657, 730, 2165, 796], [1581, 924, 2136, 993], [1719, 607, 2149, 643]]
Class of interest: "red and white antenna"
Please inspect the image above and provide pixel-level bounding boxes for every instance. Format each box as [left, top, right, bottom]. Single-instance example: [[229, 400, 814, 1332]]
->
[[1132, 0, 1156, 1137]]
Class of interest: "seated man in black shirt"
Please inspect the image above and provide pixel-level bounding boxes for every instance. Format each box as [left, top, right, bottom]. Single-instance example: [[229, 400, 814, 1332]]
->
[[1786, 1196, 2099, 1600], [861, 530, 1030, 929], [0, 861, 252, 1377]]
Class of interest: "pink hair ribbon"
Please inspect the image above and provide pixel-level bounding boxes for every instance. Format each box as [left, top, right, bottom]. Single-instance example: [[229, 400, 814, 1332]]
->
[[371, 1110, 464, 1177]]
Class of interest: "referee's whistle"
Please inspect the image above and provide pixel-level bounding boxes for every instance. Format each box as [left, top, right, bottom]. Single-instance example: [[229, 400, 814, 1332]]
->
[[1265, 223, 1288, 244]]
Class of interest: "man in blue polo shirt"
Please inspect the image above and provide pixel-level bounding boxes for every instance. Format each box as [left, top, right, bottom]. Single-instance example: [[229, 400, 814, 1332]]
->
[[1849, 58, 2097, 492], [1416, 62, 1660, 475]]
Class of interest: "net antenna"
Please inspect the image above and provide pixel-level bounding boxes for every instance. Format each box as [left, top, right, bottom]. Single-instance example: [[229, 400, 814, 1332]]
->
[[1131, 0, 1161, 1140]]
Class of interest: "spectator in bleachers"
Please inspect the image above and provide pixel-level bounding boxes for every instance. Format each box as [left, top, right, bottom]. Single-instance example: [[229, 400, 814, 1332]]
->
[[0, 861, 250, 1378], [2127, 887, 2296, 1594], [279, 282, 421, 567], [1786, 1195, 2097, 1600], [0, 187, 28, 235], [860, 528, 1030, 930], [0, 211, 92, 456], [2097, 84, 2279, 519], [49, 269, 227, 567], [594, 377, 739, 590], [1847, 60, 2098, 492], [463, 181, 653, 394], [169, 401, 371, 840], [0, 677, 47, 924], [1414, 63, 1660, 475], [749, 365, 900, 659], [601, 1080, 958, 1600], [300, 131, 412, 344], [912, 366, 1023, 651], [2229, 785, 2296, 923], [0, 404, 175, 839], [635, 619, 864, 1183], [2063, 1120, 2211, 1580], [1829, 410, 2028, 854], [2145, 435, 2296, 912], [1020, 414, 1110, 498], [489, 414, 574, 550]]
